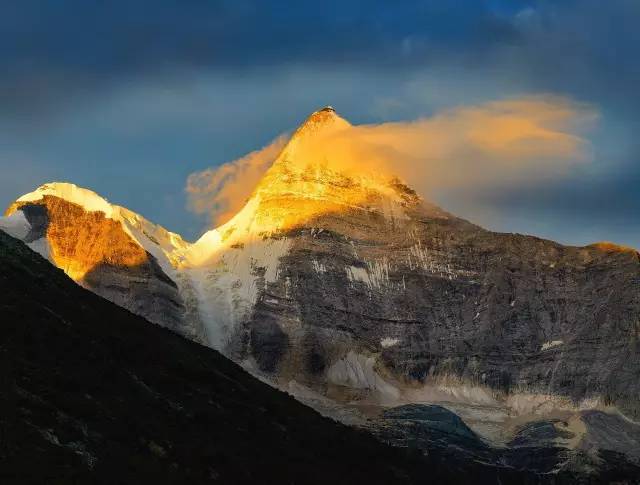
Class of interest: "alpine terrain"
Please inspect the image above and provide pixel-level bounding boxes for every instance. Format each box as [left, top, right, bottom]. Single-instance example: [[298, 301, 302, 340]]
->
[[3, 107, 640, 482]]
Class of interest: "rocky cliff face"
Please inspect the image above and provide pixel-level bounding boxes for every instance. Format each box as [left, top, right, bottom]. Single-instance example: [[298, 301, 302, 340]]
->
[[3, 107, 639, 478], [253, 196, 640, 414]]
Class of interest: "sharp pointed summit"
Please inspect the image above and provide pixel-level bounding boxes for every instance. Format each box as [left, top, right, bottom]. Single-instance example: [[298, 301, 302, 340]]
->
[[287, 105, 351, 142]]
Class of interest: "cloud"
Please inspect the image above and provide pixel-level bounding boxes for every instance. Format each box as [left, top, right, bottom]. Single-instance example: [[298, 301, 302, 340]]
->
[[325, 96, 594, 190], [0, 1, 523, 121], [186, 135, 288, 225], [186, 95, 596, 228]]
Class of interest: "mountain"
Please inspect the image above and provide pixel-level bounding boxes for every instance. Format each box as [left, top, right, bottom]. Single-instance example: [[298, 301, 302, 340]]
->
[[3, 106, 640, 479], [0, 229, 441, 484], [2, 183, 204, 342]]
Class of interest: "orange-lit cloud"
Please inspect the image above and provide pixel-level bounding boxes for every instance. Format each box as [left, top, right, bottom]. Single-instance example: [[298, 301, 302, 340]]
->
[[187, 96, 596, 227], [186, 135, 288, 225]]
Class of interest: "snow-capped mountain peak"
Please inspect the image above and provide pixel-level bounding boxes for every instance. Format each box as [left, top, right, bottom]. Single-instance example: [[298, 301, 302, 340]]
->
[[6, 181, 189, 262], [12, 182, 115, 219]]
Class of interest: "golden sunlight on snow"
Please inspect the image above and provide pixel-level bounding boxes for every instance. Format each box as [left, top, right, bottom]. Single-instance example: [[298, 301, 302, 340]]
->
[[187, 98, 595, 229], [6, 195, 149, 281]]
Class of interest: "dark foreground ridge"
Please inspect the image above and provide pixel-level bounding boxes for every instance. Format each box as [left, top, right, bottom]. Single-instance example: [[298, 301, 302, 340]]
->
[[0, 230, 429, 485]]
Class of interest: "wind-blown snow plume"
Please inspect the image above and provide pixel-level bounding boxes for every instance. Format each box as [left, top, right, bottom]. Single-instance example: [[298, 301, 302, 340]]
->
[[186, 135, 288, 225], [343, 96, 594, 188], [187, 96, 595, 227]]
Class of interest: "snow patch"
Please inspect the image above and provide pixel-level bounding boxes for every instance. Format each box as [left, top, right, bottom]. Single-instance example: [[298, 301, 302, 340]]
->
[[185, 236, 290, 350], [311, 259, 327, 273], [116, 206, 187, 277], [0, 210, 31, 239], [541, 340, 563, 351], [18, 182, 115, 219], [380, 337, 399, 348], [346, 265, 368, 284], [327, 351, 400, 401], [406, 240, 476, 280], [176, 195, 292, 351], [346, 259, 391, 290], [0, 211, 53, 262], [286, 380, 366, 426], [27, 238, 52, 262]]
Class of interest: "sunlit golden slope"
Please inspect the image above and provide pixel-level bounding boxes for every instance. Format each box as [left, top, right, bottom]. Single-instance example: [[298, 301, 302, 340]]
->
[[5, 183, 188, 281], [178, 107, 437, 267], [6, 195, 148, 280]]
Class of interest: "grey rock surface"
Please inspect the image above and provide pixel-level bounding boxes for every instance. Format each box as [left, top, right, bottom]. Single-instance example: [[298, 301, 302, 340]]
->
[[234, 180, 640, 419]]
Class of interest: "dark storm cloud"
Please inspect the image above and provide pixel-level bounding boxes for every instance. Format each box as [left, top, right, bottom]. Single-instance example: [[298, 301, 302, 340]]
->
[[2, 1, 638, 126], [0, 0, 527, 117]]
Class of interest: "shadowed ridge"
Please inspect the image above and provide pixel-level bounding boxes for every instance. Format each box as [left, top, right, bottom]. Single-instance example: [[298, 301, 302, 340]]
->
[[0, 229, 432, 485]]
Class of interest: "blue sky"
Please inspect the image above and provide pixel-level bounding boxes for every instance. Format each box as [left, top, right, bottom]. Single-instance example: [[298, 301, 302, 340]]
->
[[1, 1, 638, 246]]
